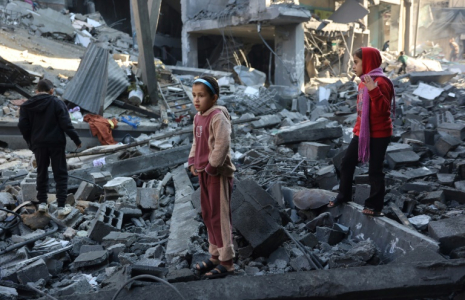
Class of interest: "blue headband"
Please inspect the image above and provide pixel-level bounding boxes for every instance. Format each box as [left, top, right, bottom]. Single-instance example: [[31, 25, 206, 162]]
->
[[194, 78, 216, 95]]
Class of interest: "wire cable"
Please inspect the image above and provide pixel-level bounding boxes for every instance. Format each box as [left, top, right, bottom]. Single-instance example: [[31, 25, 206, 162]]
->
[[27, 283, 59, 300], [111, 275, 186, 300]]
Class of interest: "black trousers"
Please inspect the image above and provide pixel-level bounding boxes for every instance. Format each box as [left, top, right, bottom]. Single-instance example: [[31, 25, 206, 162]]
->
[[34, 147, 68, 207], [335, 135, 391, 212], [397, 62, 407, 74]]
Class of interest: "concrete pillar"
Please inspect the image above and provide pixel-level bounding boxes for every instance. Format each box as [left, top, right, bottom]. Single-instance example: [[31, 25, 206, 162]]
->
[[342, 25, 355, 74], [404, 0, 413, 54], [132, 0, 158, 104], [182, 28, 198, 68], [368, 5, 384, 49], [390, 3, 403, 52], [148, 0, 162, 44], [274, 23, 305, 92]]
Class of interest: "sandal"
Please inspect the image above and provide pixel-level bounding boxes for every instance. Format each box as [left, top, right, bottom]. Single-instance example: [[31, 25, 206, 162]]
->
[[362, 207, 384, 217], [328, 198, 345, 208], [203, 265, 234, 279], [195, 259, 217, 274]]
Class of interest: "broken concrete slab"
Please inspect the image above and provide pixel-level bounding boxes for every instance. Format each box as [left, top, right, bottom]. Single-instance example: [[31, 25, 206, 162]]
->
[[251, 115, 281, 129], [104, 177, 137, 208], [165, 165, 199, 262], [63, 260, 465, 300], [421, 191, 445, 204], [74, 181, 97, 201], [435, 133, 461, 157], [68, 146, 191, 190], [437, 122, 465, 141], [0, 286, 18, 300], [16, 258, 49, 284], [137, 187, 160, 210], [298, 142, 331, 160], [330, 203, 439, 262], [429, 217, 465, 254], [409, 71, 458, 85], [231, 179, 287, 257], [386, 151, 420, 169], [73, 250, 108, 269], [102, 232, 138, 248], [274, 120, 342, 145]]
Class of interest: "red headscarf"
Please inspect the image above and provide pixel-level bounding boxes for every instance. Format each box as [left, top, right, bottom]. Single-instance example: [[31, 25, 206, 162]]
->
[[361, 47, 382, 75]]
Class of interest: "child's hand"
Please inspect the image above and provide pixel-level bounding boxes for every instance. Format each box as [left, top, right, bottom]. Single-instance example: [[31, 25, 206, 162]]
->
[[190, 165, 198, 176], [363, 75, 377, 91]]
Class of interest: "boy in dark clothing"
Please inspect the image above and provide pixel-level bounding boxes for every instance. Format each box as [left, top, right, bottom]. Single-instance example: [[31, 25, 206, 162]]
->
[[18, 79, 81, 217], [397, 51, 408, 74]]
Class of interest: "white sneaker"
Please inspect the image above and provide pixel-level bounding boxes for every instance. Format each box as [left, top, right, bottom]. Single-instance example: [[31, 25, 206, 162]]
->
[[37, 203, 48, 213], [57, 204, 73, 218]]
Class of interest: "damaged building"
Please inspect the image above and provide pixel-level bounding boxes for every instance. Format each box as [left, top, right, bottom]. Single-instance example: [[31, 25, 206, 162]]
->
[[0, 0, 465, 300]]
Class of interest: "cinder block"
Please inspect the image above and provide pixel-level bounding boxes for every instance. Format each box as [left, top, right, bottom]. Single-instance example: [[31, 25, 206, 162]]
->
[[231, 179, 287, 257], [104, 177, 137, 208], [421, 190, 445, 204], [17, 258, 49, 284], [137, 187, 161, 210], [316, 165, 338, 190], [87, 204, 124, 242], [74, 181, 97, 201], [298, 142, 331, 160], [386, 151, 420, 169], [437, 123, 465, 141], [20, 173, 37, 203], [429, 217, 465, 254], [435, 133, 461, 157]]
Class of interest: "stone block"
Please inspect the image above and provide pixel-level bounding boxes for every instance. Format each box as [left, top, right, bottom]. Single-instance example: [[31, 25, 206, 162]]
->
[[386, 151, 420, 169], [274, 120, 342, 145], [408, 215, 431, 231], [267, 181, 284, 207], [0, 192, 15, 207], [315, 165, 338, 190], [104, 177, 137, 208], [74, 181, 97, 201], [437, 173, 456, 186], [299, 233, 318, 248], [90, 171, 112, 188], [102, 233, 137, 249], [298, 142, 331, 160], [87, 204, 124, 242], [354, 184, 370, 206], [231, 179, 287, 257], [290, 255, 312, 271], [437, 122, 465, 140], [45, 258, 63, 276], [107, 243, 126, 262], [251, 115, 282, 129], [80, 245, 104, 254], [442, 187, 465, 203], [73, 250, 108, 269], [0, 286, 18, 300], [421, 191, 445, 204], [429, 217, 465, 254], [454, 180, 465, 192], [56, 276, 92, 296], [137, 187, 160, 210], [315, 226, 345, 245], [435, 133, 461, 157], [386, 143, 412, 153], [59, 208, 84, 229], [401, 181, 433, 193], [17, 258, 49, 284]]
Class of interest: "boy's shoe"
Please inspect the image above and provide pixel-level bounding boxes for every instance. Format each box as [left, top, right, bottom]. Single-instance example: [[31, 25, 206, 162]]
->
[[57, 204, 73, 218], [37, 203, 48, 213]]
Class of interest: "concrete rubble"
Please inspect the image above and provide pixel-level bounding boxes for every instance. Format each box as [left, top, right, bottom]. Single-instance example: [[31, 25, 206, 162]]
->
[[1, 1, 465, 300]]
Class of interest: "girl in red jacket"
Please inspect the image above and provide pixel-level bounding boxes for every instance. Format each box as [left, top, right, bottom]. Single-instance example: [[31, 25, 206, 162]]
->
[[328, 47, 395, 216]]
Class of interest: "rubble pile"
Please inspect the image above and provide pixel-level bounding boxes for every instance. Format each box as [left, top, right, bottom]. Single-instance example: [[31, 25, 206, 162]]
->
[[0, 3, 465, 299]]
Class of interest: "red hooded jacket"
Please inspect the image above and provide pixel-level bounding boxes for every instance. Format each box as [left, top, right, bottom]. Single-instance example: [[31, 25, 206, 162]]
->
[[353, 47, 394, 138]]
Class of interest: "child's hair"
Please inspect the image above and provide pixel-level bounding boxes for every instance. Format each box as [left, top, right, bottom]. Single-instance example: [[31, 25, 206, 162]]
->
[[37, 79, 54, 92], [354, 48, 363, 60], [400, 51, 404, 55], [193, 76, 220, 98]]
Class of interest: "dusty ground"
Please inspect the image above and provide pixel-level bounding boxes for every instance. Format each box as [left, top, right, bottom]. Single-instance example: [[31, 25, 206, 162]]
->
[[0, 26, 85, 79]]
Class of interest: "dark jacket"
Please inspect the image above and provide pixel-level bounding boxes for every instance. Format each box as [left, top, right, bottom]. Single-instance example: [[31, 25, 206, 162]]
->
[[18, 94, 81, 150]]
